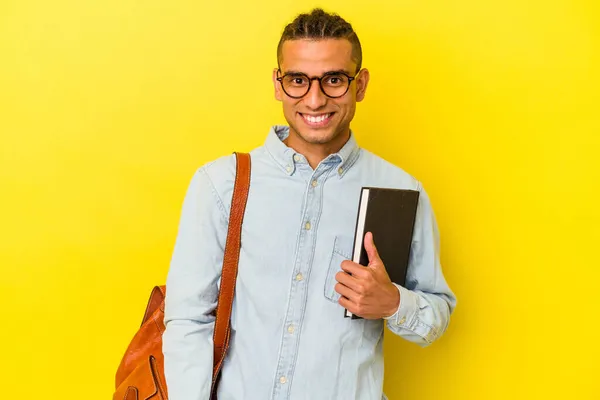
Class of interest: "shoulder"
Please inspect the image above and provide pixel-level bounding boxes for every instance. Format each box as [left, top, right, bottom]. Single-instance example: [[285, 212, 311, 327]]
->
[[193, 147, 266, 214], [189, 153, 236, 212], [200, 146, 267, 187], [357, 148, 423, 192], [200, 153, 237, 186]]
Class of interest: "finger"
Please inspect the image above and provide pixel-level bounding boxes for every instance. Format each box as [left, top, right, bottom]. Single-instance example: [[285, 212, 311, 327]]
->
[[335, 267, 364, 293], [334, 282, 359, 302], [338, 295, 358, 314], [340, 260, 369, 279], [364, 232, 382, 267]]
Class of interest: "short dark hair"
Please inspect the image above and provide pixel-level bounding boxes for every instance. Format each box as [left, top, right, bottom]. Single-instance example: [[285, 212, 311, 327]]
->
[[277, 8, 362, 73]]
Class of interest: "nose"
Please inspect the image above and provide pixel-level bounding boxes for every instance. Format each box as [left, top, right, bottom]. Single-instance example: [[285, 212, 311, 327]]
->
[[303, 80, 327, 110]]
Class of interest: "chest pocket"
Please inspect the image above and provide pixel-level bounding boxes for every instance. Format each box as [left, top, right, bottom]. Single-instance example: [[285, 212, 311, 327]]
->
[[323, 235, 385, 342], [324, 236, 354, 302]]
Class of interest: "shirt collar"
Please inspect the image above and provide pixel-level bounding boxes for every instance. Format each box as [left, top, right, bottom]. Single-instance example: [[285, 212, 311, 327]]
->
[[264, 125, 360, 178]]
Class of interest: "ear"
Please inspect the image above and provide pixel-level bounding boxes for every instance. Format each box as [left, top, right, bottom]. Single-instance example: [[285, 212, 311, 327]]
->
[[355, 68, 370, 102], [273, 68, 283, 101]]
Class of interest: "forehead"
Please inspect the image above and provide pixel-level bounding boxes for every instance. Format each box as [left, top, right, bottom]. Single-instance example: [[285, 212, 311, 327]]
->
[[280, 38, 355, 75]]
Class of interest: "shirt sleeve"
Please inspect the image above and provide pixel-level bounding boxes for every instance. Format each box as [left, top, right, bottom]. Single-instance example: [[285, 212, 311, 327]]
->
[[162, 165, 229, 400], [385, 183, 457, 346]]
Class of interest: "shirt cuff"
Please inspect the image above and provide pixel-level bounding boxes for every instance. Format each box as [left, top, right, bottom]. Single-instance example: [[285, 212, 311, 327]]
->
[[384, 283, 419, 328], [383, 283, 401, 320]]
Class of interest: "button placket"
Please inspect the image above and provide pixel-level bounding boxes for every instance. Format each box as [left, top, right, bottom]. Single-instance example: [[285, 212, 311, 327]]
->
[[271, 168, 322, 399], [270, 164, 336, 399]]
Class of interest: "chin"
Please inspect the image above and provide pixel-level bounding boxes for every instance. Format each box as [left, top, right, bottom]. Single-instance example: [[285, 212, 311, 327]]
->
[[296, 127, 340, 145]]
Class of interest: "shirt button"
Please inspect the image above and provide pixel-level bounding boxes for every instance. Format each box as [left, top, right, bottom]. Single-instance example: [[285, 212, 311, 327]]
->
[[311, 180, 318, 187], [293, 154, 301, 162], [399, 317, 406, 325], [338, 167, 344, 175], [295, 273, 304, 281], [287, 325, 295, 334], [280, 376, 287, 384], [305, 221, 311, 230], [286, 165, 292, 173]]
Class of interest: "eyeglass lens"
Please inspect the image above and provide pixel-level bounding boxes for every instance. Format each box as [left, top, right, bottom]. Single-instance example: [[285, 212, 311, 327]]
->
[[281, 73, 350, 98]]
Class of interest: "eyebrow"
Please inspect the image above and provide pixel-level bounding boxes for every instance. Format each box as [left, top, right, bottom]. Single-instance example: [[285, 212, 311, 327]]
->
[[282, 69, 352, 77]]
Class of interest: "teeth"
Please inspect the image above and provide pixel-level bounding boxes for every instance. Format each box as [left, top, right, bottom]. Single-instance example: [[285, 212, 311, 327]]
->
[[304, 113, 330, 123]]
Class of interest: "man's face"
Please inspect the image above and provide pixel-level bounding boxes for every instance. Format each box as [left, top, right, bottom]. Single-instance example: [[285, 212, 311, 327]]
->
[[273, 39, 369, 147]]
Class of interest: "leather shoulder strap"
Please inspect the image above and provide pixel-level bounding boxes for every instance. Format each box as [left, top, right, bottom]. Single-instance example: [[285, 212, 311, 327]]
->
[[141, 285, 166, 326], [211, 152, 251, 385]]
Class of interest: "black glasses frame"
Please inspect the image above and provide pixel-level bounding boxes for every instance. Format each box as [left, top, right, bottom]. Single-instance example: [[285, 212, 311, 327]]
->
[[276, 69, 359, 99]]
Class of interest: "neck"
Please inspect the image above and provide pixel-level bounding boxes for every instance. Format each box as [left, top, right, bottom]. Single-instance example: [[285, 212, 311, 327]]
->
[[283, 127, 350, 170]]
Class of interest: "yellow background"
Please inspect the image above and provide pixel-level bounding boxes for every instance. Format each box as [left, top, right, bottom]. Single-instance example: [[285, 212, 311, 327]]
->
[[1, 0, 598, 398]]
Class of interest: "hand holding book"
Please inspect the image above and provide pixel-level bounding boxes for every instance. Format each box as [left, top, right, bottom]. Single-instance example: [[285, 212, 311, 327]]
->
[[334, 231, 401, 320], [338, 187, 419, 319]]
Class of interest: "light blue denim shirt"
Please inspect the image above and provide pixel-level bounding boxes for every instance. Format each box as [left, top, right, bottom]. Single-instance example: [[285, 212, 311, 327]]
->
[[163, 125, 457, 400]]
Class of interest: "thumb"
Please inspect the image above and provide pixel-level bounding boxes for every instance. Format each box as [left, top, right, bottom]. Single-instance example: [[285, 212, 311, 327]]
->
[[364, 232, 381, 267]]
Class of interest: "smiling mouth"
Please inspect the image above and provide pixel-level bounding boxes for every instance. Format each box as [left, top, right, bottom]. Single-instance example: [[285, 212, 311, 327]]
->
[[299, 112, 335, 127]]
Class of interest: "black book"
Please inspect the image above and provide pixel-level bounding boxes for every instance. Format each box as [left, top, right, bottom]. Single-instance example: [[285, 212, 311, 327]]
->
[[344, 187, 420, 319]]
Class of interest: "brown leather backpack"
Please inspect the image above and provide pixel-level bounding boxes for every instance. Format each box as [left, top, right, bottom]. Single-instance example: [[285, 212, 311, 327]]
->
[[113, 152, 251, 399]]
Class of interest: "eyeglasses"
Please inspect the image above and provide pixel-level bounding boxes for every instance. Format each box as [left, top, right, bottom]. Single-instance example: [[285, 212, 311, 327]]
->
[[276, 69, 358, 99]]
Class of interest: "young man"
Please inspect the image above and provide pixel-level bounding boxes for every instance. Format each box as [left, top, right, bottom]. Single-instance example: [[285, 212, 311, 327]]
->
[[163, 8, 456, 400]]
